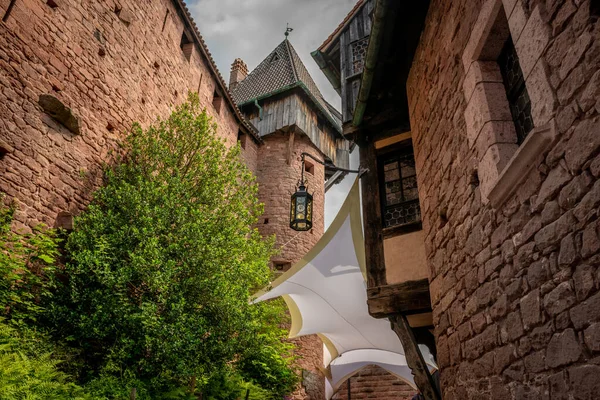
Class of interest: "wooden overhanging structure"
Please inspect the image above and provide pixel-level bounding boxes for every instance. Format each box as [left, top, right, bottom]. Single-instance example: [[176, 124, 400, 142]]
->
[[313, 0, 439, 399], [231, 38, 351, 181]]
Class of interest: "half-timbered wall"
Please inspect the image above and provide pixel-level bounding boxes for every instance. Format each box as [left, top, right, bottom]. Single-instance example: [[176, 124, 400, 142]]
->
[[339, 0, 374, 123]]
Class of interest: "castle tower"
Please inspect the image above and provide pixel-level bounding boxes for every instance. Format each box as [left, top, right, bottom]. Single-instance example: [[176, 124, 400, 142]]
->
[[231, 39, 349, 400]]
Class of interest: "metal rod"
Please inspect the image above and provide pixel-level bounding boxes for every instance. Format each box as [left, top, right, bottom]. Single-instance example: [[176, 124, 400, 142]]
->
[[300, 152, 361, 174], [301, 154, 305, 185]]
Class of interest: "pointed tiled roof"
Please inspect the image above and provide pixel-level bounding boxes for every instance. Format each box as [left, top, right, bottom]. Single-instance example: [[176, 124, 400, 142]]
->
[[232, 39, 341, 133]]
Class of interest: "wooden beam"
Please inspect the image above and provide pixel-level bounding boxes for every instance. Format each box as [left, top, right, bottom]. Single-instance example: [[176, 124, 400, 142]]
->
[[367, 279, 431, 318], [358, 134, 386, 288], [286, 127, 295, 165], [389, 314, 441, 400]]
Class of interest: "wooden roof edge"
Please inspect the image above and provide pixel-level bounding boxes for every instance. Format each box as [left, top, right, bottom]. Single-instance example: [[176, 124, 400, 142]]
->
[[171, 0, 262, 143], [317, 0, 367, 52]]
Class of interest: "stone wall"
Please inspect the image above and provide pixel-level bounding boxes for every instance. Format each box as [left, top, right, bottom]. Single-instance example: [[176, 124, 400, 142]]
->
[[256, 130, 326, 400], [256, 131, 325, 266], [0, 0, 254, 231], [331, 365, 416, 400], [407, 0, 600, 398]]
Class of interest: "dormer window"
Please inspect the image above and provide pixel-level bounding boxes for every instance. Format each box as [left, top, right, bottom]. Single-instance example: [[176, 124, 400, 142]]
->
[[270, 52, 280, 63], [497, 36, 533, 144]]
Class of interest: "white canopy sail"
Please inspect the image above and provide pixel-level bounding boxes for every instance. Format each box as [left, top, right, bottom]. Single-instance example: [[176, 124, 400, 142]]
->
[[254, 178, 435, 398]]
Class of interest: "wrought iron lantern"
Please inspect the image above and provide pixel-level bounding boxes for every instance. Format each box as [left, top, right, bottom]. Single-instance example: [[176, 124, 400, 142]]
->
[[290, 153, 363, 232], [290, 180, 313, 231]]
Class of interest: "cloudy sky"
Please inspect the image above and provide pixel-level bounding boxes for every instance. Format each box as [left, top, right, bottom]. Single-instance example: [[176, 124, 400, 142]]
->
[[186, 0, 360, 227]]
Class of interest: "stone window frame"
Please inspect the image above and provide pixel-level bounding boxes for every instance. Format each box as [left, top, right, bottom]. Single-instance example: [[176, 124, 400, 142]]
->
[[462, 0, 558, 208]]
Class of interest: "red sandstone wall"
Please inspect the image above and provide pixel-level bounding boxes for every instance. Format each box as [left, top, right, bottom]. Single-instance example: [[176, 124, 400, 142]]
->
[[407, 0, 600, 398], [331, 365, 416, 400], [0, 0, 256, 231], [256, 131, 325, 265], [256, 131, 326, 400]]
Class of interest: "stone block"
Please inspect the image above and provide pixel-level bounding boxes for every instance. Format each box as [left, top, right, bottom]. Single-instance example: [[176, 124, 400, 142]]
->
[[565, 117, 600, 173], [38, 94, 80, 135], [0, 138, 14, 156], [527, 60, 556, 127], [534, 211, 575, 251], [534, 164, 571, 209], [558, 171, 593, 210], [546, 328, 581, 368], [500, 310, 524, 343], [527, 258, 550, 288], [530, 321, 554, 350], [568, 365, 600, 399], [558, 233, 579, 267], [581, 222, 600, 259], [572, 264, 595, 301], [463, 61, 503, 103], [579, 69, 600, 112], [543, 281, 576, 316], [573, 179, 600, 223], [558, 30, 593, 80], [524, 350, 546, 373], [584, 322, 600, 352], [570, 290, 600, 330], [520, 289, 541, 330], [494, 343, 516, 374], [514, 6, 551, 80]]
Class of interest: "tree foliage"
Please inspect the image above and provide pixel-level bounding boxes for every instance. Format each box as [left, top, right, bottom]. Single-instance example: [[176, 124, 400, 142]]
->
[[0, 195, 59, 327], [47, 93, 297, 397]]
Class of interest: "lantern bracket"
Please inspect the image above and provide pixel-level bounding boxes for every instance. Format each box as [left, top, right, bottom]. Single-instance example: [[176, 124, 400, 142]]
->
[[300, 152, 364, 179]]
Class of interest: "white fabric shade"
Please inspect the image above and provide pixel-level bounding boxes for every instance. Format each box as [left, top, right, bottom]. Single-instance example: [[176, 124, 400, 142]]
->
[[254, 178, 434, 398]]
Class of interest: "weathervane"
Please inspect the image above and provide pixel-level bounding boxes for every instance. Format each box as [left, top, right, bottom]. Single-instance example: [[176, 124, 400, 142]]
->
[[285, 23, 293, 37]]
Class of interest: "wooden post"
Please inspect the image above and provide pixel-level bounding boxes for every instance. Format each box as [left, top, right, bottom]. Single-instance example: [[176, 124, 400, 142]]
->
[[287, 127, 296, 165], [245, 388, 250, 400], [347, 377, 351, 400], [389, 314, 441, 400], [358, 134, 386, 288], [129, 388, 136, 400]]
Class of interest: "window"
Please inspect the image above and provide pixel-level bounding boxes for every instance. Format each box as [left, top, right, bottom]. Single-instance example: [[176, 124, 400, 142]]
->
[[180, 31, 193, 62], [349, 37, 369, 75], [304, 160, 315, 175], [212, 90, 222, 113], [2, 0, 16, 22], [273, 261, 291, 272], [237, 130, 246, 149], [497, 36, 533, 144], [270, 52, 280, 63], [379, 144, 420, 228]]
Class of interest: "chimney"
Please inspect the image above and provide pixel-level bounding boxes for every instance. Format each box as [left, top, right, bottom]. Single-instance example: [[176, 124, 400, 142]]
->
[[229, 58, 248, 91]]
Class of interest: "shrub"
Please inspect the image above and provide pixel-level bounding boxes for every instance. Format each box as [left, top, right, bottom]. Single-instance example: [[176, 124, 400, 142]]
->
[[49, 93, 296, 397]]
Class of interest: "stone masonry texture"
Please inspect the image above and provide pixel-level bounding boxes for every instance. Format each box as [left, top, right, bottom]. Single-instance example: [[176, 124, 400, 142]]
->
[[256, 131, 326, 400], [0, 1, 327, 398], [407, 0, 600, 399], [331, 365, 416, 400]]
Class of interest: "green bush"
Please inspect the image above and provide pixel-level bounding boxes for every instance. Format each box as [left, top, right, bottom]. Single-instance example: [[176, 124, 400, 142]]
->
[[0, 319, 89, 400], [0, 195, 59, 327], [48, 93, 296, 397]]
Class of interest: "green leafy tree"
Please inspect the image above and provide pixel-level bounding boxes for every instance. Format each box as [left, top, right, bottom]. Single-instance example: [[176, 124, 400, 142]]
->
[[0, 195, 60, 327], [49, 93, 296, 397]]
